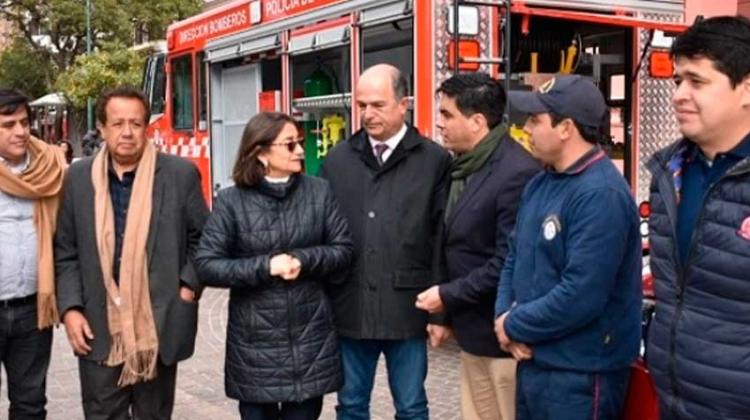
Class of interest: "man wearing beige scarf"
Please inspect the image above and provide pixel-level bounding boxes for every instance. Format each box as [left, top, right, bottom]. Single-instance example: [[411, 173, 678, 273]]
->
[[0, 89, 65, 420], [54, 86, 208, 420]]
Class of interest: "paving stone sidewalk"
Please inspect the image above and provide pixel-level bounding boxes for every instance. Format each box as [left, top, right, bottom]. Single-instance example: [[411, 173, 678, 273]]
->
[[0, 289, 462, 419]]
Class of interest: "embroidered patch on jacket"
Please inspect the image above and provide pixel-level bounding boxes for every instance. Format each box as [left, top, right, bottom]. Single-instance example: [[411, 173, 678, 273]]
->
[[737, 216, 750, 241], [542, 215, 562, 241]]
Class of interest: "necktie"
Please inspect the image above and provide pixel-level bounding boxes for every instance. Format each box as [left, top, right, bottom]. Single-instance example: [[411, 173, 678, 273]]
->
[[374, 143, 388, 166]]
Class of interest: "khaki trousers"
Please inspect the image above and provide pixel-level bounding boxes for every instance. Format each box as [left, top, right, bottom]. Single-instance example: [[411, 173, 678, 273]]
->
[[460, 351, 517, 420]]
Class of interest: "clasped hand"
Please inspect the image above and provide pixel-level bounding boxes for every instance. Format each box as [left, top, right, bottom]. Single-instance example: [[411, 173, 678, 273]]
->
[[494, 311, 534, 361], [270, 253, 302, 281]]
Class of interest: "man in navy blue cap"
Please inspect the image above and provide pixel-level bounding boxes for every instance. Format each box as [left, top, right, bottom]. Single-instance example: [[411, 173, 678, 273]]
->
[[494, 75, 642, 420]]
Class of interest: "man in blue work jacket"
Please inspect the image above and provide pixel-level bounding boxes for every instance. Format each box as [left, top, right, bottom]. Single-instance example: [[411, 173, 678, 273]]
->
[[494, 75, 642, 420]]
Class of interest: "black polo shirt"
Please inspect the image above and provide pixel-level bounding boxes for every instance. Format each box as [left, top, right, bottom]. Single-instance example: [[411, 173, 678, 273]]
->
[[108, 160, 136, 284]]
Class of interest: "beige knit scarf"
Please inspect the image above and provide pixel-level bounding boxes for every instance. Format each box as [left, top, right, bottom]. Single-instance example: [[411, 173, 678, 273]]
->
[[91, 143, 159, 386], [0, 137, 65, 329]]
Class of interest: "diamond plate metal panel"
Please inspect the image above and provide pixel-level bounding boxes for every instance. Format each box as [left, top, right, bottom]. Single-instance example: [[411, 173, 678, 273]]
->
[[636, 12, 682, 204], [433, 0, 497, 143], [430, 3, 684, 199]]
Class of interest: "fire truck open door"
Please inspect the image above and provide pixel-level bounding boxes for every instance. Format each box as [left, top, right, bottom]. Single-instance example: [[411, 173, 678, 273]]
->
[[209, 63, 261, 192], [205, 33, 281, 194], [504, 1, 688, 204]]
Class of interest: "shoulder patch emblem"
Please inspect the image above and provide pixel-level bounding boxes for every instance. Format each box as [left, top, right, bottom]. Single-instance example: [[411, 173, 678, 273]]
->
[[542, 215, 561, 241], [737, 216, 750, 241]]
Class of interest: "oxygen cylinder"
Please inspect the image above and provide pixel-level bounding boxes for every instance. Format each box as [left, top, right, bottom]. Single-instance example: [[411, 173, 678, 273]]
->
[[302, 66, 333, 175], [303, 67, 333, 97]]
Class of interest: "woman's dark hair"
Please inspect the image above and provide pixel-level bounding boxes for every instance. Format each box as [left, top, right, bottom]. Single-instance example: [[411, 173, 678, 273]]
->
[[232, 112, 298, 188], [58, 139, 73, 163]]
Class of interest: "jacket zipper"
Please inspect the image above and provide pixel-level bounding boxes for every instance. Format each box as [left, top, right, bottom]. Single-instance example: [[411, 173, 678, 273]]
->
[[276, 198, 301, 400], [652, 166, 686, 417]]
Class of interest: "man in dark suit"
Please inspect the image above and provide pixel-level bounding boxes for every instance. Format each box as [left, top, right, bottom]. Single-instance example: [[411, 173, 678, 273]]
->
[[321, 64, 451, 420], [54, 86, 208, 420], [416, 73, 539, 420]]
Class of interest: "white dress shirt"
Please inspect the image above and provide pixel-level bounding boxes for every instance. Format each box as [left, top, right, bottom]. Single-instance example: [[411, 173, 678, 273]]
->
[[368, 124, 407, 163]]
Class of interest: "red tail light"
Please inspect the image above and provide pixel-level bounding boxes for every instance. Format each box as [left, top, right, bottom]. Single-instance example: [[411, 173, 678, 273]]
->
[[638, 201, 651, 218]]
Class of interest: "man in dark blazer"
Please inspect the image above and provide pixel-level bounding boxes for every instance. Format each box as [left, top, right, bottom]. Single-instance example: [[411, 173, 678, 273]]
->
[[320, 64, 451, 420], [416, 73, 539, 420], [54, 86, 208, 420]]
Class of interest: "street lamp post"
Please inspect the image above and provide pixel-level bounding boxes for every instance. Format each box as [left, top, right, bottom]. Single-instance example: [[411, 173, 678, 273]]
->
[[86, 0, 93, 131]]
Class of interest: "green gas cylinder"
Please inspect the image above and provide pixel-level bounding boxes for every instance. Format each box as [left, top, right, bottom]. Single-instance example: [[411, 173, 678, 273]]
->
[[302, 66, 333, 175], [303, 67, 333, 97]]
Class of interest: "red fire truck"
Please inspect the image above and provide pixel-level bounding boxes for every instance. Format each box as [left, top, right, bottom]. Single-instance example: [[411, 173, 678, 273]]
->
[[141, 0, 738, 205]]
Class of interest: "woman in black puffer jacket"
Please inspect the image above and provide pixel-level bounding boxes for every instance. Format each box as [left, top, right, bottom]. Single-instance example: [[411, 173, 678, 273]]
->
[[195, 112, 353, 420]]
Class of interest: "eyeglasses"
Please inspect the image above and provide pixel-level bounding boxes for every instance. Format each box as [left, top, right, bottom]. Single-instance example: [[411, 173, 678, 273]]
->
[[270, 139, 305, 152]]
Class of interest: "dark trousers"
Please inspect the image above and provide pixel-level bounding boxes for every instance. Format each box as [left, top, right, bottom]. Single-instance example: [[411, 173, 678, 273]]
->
[[78, 358, 177, 420], [516, 362, 630, 420], [0, 298, 53, 420], [336, 337, 428, 420], [239, 397, 324, 420]]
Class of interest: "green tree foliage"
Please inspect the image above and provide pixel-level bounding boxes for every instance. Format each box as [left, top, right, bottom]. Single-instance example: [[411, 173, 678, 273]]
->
[[0, 38, 53, 98], [55, 42, 146, 108], [130, 0, 203, 43], [0, 0, 200, 94]]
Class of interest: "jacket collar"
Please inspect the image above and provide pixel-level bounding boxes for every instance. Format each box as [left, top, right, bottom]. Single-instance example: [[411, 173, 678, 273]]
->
[[721, 131, 750, 176], [367, 123, 407, 152], [649, 137, 750, 178], [444, 135, 506, 228], [106, 151, 165, 178], [551, 146, 606, 177], [351, 124, 423, 172], [648, 138, 689, 177], [255, 174, 300, 199]]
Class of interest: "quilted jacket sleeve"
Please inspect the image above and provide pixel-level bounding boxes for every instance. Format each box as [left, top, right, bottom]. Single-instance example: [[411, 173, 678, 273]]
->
[[194, 190, 273, 289], [288, 183, 354, 283]]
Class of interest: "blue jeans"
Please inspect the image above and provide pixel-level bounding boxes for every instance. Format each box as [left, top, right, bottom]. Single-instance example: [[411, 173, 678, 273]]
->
[[516, 362, 630, 420], [336, 337, 428, 420]]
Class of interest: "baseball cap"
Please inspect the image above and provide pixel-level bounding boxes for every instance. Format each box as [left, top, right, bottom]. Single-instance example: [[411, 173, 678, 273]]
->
[[508, 75, 607, 129]]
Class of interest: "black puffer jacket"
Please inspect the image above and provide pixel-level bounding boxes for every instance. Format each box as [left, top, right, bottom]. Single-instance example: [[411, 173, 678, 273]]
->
[[647, 139, 750, 419], [195, 175, 353, 403]]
